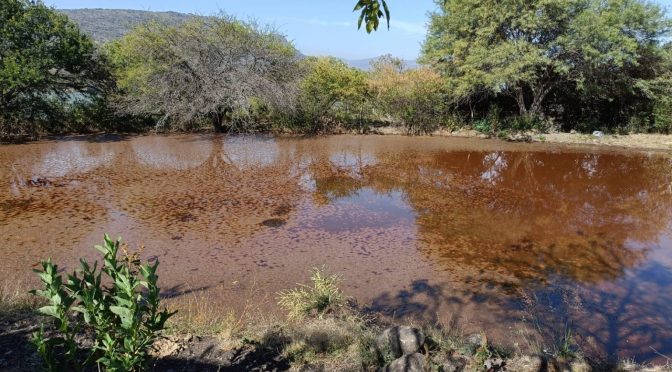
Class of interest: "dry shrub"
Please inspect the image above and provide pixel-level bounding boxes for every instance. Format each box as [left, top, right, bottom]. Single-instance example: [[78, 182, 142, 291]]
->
[[369, 57, 446, 134], [617, 359, 672, 372]]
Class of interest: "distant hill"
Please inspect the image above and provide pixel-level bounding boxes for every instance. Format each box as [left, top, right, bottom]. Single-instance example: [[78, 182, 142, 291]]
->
[[342, 58, 419, 71], [58, 8, 199, 42], [58, 8, 419, 70]]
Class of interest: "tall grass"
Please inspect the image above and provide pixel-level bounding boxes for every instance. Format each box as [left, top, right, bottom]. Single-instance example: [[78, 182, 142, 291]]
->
[[167, 292, 243, 338]]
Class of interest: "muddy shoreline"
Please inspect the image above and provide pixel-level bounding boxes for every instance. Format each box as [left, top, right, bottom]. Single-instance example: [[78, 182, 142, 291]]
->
[[365, 127, 672, 153], [13, 127, 672, 153]]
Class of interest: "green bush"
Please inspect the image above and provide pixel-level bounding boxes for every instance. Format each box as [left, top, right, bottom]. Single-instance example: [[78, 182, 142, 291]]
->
[[653, 96, 672, 134], [504, 115, 551, 132], [30, 234, 174, 371], [294, 57, 370, 132], [473, 119, 492, 134]]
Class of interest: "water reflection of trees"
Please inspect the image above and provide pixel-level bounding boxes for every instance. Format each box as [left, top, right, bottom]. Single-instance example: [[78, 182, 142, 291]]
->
[[314, 149, 672, 286], [0, 137, 130, 279], [0, 135, 306, 264], [118, 135, 303, 240], [310, 147, 672, 360], [308, 147, 672, 360]]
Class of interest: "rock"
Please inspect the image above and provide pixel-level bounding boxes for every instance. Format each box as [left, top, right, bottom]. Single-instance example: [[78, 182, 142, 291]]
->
[[385, 353, 426, 372], [438, 357, 465, 372], [570, 130, 577, 134], [509, 133, 532, 142], [484, 356, 504, 370], [150, 335, 185, 358], [592, 130, 604, 137], [376, 326, 426, 359], [465, 333, 486, 352], [505, 355, 544, 372], [260, 218, 286, 228]]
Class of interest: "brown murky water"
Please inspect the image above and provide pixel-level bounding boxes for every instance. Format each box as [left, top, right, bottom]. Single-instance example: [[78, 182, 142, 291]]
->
[[1, 134, 671, 362]]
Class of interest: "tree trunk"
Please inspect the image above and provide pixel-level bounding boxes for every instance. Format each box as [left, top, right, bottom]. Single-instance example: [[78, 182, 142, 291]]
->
[[515, 87, 527, 116], [212, 111, 224, 133], [529, 82, 554, 117]]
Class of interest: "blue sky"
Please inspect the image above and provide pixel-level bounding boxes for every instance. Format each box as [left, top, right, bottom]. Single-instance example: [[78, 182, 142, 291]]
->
[[48, 0, 671, 60]]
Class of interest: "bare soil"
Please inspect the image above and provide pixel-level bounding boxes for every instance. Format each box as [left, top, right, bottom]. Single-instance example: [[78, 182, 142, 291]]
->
[[370, 126, 672, 152]]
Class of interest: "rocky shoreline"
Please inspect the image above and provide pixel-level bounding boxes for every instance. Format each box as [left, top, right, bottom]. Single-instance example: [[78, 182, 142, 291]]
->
[[4, 307, 668, 372]]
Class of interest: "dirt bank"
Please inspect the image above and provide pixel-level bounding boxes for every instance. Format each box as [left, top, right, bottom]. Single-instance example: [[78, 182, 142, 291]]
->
[[369, 126, 672, 152]]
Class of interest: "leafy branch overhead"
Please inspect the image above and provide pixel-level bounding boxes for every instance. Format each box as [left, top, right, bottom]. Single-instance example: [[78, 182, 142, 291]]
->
[[354, 0, 390, 33]]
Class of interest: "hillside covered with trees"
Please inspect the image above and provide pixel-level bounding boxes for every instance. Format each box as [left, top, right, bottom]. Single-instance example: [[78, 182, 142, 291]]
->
[[58, 9, 198, 42], [2, 0, 672, 140]]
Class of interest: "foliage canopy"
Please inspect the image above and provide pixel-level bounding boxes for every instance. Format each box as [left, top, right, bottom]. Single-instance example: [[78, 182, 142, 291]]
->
[[421, 0, 671, 130], [295, 57, 370, 132], [108, 16, 302, 132], [3, 0, 672, 137], [370, 55, 447, 134], [0, 0, 110, 138]]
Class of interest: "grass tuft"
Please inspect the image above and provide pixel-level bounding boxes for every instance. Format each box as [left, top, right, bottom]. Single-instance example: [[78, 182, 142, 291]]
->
[[277, 267, 345, 320]]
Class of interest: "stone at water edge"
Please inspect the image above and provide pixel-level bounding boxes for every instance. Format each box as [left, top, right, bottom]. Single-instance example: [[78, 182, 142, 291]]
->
[[505, 355, 544, 372], [551, 357, 592, 372], [465, 333, 486, 352], [592, 131, 604, 137], [437, 357, 466, 372], [384, 353, 426, 372], [484, 356, 504, 370], [376, 326, 426, 359], [509, 133, 532, 142]]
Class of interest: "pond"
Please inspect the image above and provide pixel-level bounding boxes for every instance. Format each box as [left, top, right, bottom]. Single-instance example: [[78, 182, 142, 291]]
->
[[1, 134, 671, 363]]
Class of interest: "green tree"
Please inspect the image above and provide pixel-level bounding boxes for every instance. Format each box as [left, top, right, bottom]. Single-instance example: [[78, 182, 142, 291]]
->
[[421, 0, 670, 121], [0, 0, 110, 138], [108, 17, 301, 132], [295, 57, 369, 132], [649, 43, 672, 133]]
